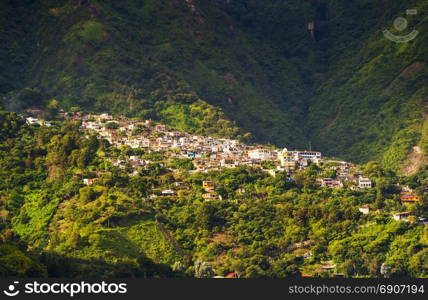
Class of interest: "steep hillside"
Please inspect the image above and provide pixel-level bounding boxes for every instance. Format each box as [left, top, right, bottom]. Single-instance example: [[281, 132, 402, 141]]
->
[[305, 0, 428, 168], [0, 112, 426, 278], [222, 0, 428, 169], [0, 0, 427, 170], [0, 0, 310, 147]]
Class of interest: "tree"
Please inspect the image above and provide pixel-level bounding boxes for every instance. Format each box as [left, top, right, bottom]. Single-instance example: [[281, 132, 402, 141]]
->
[[79, 187, 96, 204], [47, 99, 60, 119], [169, 158, 194, 171], [341, 259, 356, 277], [6, 191, 23, 215], [69, 106, 81, 114], [408, 249, 428, 277], [322, 168, 336, 179], [0, 209, 9, 223], [86, 135, 100, 152], [375, 187, 384, 209], [105, 122, 119, 129], [194, 261, 214, 278], [172, 261, 186, 272], [364, 161, 384, 178], [196, 204, 217, 230], [270, 255, 301, 277], [76, 147, 92, 168], [244, 265, 265, 278], [261, 161, 275, 170]]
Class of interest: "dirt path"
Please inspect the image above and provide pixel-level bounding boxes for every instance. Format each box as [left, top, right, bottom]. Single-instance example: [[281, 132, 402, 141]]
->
[[155, 218, 186, 257]]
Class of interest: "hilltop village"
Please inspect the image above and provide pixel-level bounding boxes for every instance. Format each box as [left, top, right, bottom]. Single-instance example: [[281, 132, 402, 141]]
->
[[78, 113, 327, 175], [0, 109, 422, 279], [73, 113, 358, 182], [25, 112, 423, 222]]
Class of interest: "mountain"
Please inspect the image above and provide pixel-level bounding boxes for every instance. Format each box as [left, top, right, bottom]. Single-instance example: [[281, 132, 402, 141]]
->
[[0, 0, 427, 171]]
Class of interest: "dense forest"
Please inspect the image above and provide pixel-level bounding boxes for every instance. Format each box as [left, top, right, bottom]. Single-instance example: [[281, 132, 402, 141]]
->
[[0, 112, 426, 278], [0, 0, 427, 169]]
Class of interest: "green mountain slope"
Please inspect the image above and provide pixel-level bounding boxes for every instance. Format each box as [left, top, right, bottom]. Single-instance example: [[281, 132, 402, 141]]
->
[[0, 0, 427, 170], [305, 0, 428, 168]]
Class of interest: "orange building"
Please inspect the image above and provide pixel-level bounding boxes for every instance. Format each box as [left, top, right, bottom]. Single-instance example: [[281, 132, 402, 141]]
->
[[203, 181, 216, 193], [400, 192, 421, 204]]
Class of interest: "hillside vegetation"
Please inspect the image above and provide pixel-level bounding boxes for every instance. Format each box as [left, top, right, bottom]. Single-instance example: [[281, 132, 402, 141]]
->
[[0, 0, 427, 170], [0, 112, 427, 278]]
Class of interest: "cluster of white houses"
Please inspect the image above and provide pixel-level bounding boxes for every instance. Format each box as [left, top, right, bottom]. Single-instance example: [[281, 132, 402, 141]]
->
[[26, 112, 374, 191], [24, 112, 424, 222], [78, 114, 428, 223], [79, 114, 336, 175], [77, 114, 380, 190]]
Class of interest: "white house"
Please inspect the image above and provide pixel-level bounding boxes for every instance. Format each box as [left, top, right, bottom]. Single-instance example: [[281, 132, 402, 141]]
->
[[287, 150, 322, 161], [359, 206, 371, 215], [83, 178, 97, 185], [358, 177, 373, 189], [26, 117, 39, 125], [392, 212, 412, 221], [161, 189, 175, 196], [100, 113, 113, 120], [248, 148, 274, 160]]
